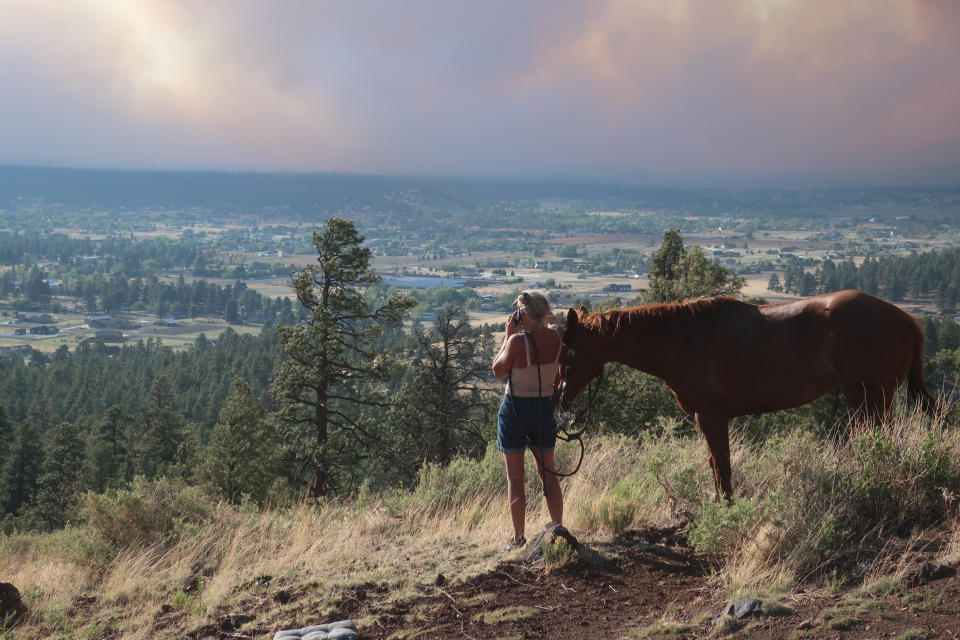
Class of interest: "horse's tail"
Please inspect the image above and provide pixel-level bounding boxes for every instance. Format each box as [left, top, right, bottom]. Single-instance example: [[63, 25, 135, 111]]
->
[[906, 314, 937, 416]]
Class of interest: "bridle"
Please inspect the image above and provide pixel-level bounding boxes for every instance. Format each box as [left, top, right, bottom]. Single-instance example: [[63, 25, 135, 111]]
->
[[554, 344, 604, 441]]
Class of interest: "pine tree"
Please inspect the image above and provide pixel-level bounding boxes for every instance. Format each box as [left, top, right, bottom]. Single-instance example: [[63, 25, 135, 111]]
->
[[0, 421, 44, 518], [202, 378, 277, 503], [84, 406, 134, 492], [271, 218, 415, 496], [133, 375, 184, 477], [34, 422, 85, 529], [390, 306, 493, 472], [646, 230, 744, 303], [767, 272, 782, 292], [0, 406, 11, 471], [224, 299, 240, 324]]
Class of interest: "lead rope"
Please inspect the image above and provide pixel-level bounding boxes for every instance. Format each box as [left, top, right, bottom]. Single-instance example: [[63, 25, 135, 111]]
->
[[506, 329, 586, 498]]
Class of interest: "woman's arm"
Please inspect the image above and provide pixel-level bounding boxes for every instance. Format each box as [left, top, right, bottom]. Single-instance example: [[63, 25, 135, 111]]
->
[[492, 317, 521, 378]]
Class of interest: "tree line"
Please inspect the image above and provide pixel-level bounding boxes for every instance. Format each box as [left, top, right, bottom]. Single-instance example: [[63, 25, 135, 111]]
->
[[3, 223, 960, 534], [0, 219, 501, 531], [769, 248, 960, 312]]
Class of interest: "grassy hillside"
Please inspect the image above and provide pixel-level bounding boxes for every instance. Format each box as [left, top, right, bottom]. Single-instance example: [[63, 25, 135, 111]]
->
[[3, 406, 960, 639]]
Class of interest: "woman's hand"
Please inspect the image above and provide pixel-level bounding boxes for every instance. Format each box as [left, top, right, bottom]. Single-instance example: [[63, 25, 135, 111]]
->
[[505, 313, 520, 337]]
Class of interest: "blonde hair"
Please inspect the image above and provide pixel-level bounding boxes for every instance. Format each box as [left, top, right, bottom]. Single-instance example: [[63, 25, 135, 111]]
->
[[517, 290, 551, 322]]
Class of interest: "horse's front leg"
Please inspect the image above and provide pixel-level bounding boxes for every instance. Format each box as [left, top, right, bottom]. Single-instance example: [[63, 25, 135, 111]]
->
[[696, 412, 733, 501]]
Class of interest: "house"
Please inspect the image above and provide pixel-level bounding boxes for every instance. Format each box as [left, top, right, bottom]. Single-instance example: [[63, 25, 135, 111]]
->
[[87, 315, 132, 330], [602, 284, 633, 292], [29, 325, 58, 335], [14, 328, 26, 335], [87, 315, 113, 328]]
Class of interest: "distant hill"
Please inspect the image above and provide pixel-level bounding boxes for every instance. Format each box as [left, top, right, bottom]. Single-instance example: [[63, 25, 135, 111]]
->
[[2, 164, 959, 217]]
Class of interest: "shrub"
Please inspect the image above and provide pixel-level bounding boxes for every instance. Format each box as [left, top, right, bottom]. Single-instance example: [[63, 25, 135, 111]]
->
[[576, 473, 641, 534], [409, 442, 505, 515], [695, 410, 960, 586], [541, 536, 574, 568], [78, 476, 217, 552]]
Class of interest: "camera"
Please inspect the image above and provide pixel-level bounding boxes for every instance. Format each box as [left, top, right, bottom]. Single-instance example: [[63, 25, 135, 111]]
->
[[511, 308, 522, 328]]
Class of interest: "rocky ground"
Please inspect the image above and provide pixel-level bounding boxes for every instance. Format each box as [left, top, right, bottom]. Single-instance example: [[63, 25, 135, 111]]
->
[[148, 525, 960, 640]]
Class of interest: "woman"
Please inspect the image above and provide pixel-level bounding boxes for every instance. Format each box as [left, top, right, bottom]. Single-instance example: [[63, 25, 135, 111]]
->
[[492, 290, 563, 549]]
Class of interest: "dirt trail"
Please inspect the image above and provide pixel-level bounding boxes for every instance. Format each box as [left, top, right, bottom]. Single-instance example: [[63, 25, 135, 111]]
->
[[181, 526, 960, 640], [367, 527, 708, 639]]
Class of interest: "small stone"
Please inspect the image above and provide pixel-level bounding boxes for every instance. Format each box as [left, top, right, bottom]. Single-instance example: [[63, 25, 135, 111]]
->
[[434, 573, 447, 586], [274, 589, 292, 604], [901, 561, 953, 588], [796, 617, 814, 630], [723, 598, 763, 620]]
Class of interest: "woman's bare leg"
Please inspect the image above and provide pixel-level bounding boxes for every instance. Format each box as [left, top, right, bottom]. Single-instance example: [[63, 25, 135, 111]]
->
[[533, 450, 563, 526], [503, 452, 526, 541]]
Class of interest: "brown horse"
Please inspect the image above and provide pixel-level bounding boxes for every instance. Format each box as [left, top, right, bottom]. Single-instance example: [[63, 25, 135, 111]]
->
[[554, 290, 935, 499]]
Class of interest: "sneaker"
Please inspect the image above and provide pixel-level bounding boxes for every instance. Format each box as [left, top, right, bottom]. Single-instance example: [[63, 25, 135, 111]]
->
[[504, 535, 526, 551]]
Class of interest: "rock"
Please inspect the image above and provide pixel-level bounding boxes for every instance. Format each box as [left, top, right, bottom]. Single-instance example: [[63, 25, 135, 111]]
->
[[902, 561, 954, 588], [273, 589, 292, 604], [434, 573, 447, 587], [0, 582, 26, 627], [796, 617, 814, 630], [523, 522, 580, 564], [218, 613, 255, 631], [273, 620, 358, 640], [710, 598, 764, 625]]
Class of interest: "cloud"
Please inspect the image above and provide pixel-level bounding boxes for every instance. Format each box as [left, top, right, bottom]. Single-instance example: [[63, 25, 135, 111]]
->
[[0, 0, 958, 184]]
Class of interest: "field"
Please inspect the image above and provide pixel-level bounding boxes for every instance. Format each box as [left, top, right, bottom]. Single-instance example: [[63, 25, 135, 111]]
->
[[0, 308, 262, 354]]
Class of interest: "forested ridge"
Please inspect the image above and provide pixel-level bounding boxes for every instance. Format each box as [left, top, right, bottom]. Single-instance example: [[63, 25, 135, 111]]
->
[[5, 221, 960, 535], [0, 219, 502, 532], [773, 247, 960, 312]]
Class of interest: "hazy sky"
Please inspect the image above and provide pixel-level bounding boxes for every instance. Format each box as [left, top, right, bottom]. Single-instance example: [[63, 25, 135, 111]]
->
[[1, 0, 959, 185]]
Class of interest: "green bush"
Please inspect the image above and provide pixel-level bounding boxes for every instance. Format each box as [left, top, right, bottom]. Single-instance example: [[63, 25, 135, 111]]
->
[[410, 442, 505, 514], [689, 497, 763, 557], [78, 476, 217, 552], [681, 413, 960, 580]]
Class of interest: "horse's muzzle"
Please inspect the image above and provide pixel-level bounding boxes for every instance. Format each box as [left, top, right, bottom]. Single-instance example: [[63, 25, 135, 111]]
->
[[554, 382, 574, 413]]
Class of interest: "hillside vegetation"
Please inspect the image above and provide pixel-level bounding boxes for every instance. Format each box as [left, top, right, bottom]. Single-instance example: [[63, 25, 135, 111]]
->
[[4, 405, 960, 639]]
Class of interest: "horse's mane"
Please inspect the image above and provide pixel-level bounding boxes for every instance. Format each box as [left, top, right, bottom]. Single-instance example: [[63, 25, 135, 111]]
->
[[580, 296, 742, 338]]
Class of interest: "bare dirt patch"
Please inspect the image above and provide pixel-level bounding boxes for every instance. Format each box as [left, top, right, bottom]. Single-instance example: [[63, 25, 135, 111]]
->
[[222, 526, 960, 640]]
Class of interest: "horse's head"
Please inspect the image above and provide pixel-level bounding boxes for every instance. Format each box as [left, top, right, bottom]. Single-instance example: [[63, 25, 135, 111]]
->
[[554, 306, 605, 414]]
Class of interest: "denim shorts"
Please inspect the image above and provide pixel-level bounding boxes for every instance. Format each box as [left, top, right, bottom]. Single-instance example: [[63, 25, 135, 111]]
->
[[497, 394, 557, 454]]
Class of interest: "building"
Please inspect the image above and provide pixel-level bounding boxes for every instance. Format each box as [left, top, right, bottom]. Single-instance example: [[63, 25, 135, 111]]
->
[[602, 284, 633, 292], [29, 325, 58, 335], [87, 315, 132, 330]]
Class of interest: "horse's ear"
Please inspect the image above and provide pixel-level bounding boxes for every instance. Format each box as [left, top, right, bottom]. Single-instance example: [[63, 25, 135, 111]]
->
[[566, 307, 579, 331], [579, 305, 589, 316]]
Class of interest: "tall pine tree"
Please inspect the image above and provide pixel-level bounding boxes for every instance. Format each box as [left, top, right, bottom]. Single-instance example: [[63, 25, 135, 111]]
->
[[0, 421, 43, 519], [271, 218, 414, 496], [34, 422, 85, 529], [202, 378, 277, 503]]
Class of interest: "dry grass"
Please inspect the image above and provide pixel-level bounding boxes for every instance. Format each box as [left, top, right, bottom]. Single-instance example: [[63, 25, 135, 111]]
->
[[3, 408, 960, 638]]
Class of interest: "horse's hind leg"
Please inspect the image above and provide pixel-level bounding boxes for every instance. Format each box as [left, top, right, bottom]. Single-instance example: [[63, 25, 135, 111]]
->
[[697, 413, 733, 501], [843, 381, 895, 428]]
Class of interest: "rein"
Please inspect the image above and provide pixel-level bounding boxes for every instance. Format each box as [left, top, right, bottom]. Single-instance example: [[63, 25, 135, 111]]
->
[[506, 328, 592, 484], [556, 364, 604, 441]]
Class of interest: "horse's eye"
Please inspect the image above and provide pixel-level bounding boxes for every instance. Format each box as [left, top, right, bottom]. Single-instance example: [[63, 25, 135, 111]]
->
[[567, 348, 575, 358]]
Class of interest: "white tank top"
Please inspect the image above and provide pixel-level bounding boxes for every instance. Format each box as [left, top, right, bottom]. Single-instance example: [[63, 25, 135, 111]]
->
[[505, 330, 561, 398]]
